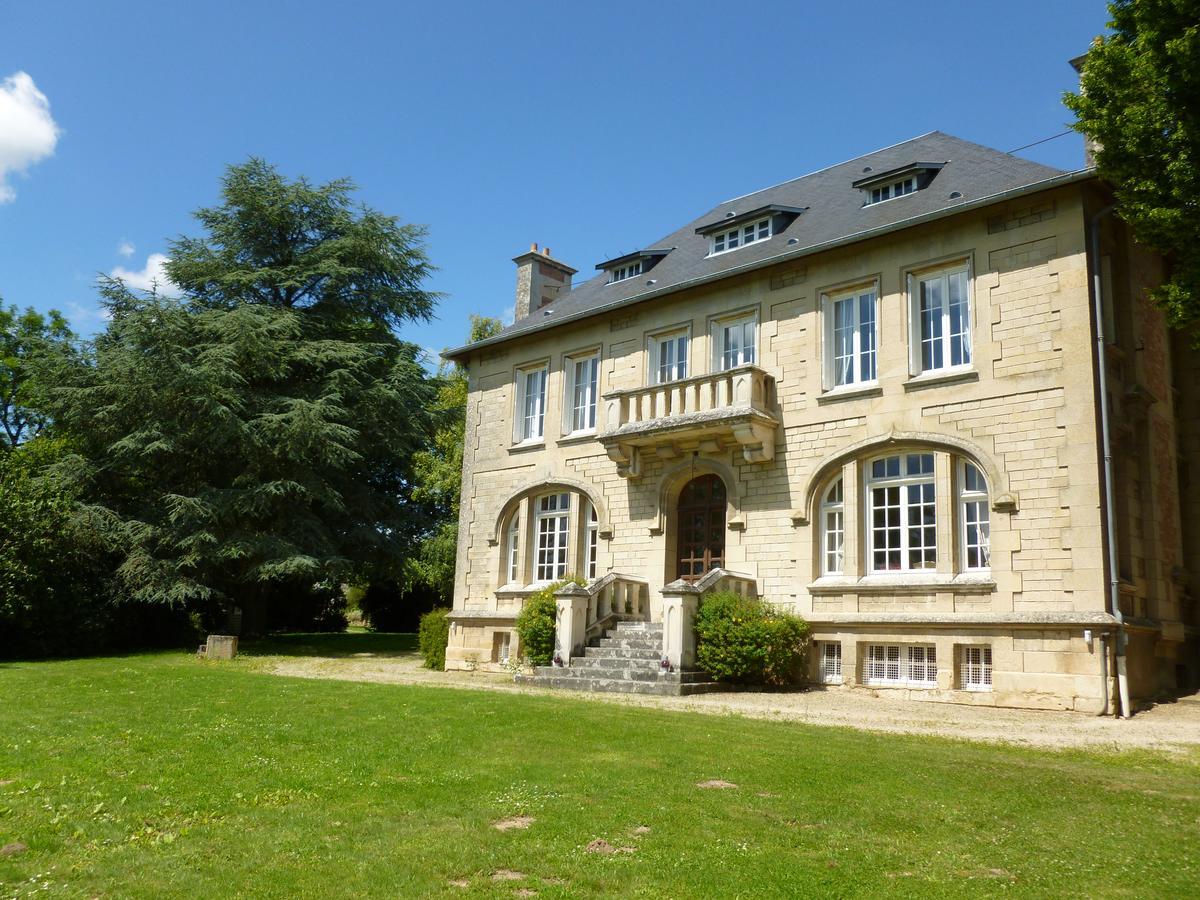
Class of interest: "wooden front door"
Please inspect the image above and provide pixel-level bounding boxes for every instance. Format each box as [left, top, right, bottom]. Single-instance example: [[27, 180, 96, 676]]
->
[[676, 474, 727, 581]]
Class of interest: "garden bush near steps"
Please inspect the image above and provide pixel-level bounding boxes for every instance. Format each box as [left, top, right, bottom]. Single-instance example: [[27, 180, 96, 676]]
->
[[694, 591, 809, 686], [418, 607, 450, 670], [514, 577, 583, 667]]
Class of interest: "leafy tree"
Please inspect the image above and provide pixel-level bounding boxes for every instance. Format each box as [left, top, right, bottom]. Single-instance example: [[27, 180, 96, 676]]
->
[[0, 303, 76, 448], [1066, 0, 1200, 330], [406, 314, 502, 598], [46, 160, 439, 627]]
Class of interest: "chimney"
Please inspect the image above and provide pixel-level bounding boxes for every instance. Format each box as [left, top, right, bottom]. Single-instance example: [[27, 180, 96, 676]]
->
[[513, 243, 577, 321], [1070, 52, 1101, 168]]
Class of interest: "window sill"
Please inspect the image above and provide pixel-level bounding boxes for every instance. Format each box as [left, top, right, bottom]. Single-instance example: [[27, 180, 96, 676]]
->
[[508, 439, 546, 454], [557, 430, 598, 446], [902, 368, 978, 392], [816, 383, 883, 405], [809, 573, 995, 595]]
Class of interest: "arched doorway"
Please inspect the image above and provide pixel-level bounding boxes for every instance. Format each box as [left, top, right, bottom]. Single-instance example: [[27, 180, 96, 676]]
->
[[675, 474, 727, 581]]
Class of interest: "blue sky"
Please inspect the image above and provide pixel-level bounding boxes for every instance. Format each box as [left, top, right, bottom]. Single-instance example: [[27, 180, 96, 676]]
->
[[0, 0, 1109, 359]]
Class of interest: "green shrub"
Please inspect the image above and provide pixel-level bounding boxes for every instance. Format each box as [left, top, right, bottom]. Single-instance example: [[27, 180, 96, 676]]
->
[[694, 591, 809, 686], [514, 578, 582, 666], [417, 607, 451, 670]]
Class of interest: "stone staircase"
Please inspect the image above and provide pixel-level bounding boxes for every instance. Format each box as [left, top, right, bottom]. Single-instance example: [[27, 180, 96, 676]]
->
[[516, 621, 723, 696]]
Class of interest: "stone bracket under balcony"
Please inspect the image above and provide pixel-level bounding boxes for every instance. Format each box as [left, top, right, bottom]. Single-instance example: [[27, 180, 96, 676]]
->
[[599, 365, 779, 479]]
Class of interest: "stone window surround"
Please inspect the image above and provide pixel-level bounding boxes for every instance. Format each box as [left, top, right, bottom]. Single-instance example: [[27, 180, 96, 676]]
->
[[560, 344, 603, 437], [511, 357, 551, 446], [818, 275, 881, 394], [905, 256, 975, 379], [708, 305, 759, 374], [646, 322, 692, 386]]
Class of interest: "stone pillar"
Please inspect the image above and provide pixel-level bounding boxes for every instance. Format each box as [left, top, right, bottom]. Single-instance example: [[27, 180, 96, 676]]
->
[[206, 634, 238, 660], [661, 579, 701, 670], [554, 583, 589, 665]]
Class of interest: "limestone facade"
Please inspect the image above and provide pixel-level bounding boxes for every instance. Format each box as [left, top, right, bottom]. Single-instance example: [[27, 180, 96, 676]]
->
[[444, 177, 1196, 712]]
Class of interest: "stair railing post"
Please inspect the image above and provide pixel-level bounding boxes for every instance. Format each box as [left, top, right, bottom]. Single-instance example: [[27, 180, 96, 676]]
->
[[659, 578, 701, 670], [554, 583, 590, 667]]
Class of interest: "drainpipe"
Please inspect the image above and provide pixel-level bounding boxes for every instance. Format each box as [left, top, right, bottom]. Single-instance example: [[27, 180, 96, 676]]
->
[[1090, 203, 1132, 719]]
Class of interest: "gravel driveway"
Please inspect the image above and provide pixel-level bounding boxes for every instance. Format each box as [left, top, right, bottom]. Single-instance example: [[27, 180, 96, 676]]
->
[[254, 650, 1200, 755]]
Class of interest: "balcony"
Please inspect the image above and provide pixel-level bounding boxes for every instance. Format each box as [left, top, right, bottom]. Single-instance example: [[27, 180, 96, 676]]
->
[[600, 365, 779, 478]]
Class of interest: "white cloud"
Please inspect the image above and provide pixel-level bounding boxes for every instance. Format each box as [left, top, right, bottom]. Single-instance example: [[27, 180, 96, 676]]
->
[[0, 71, 60, 203], [111, 252, 178, 295], [501, 304, 515, 325], [65, 300, 112, 333], [117, 240, 135, 258]]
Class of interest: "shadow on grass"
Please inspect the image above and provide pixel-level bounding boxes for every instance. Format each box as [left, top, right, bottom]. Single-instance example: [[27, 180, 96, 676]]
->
[[239, 631, 419, 659]]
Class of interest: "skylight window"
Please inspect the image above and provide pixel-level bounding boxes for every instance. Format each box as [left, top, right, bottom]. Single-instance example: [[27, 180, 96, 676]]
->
[[710, 217, 771, 255], [610, 261, 642, 283]]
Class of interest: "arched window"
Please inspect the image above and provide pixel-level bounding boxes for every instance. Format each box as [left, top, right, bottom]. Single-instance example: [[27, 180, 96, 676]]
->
[[534, 493, 571, 583], [585, 502, 599, 579], [504, 514, 521, 585], [821, 478, 844, 575], [960, 462, 990, 570]]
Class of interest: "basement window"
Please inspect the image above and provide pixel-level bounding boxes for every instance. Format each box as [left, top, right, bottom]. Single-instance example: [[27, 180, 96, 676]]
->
[[864, 644, 937, 688], [819, 642, 842, 684]]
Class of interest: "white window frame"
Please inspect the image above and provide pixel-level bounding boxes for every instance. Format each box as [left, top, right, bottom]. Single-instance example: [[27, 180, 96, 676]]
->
[[505, 513, 521, 585], [818, 642, 842, 684], [712, 311, 757, 371], [865, 453, 937, 573], [865, 176, 917, 206], [961, 645, 992, 691], [564, 351, 600, 435], [648, 327, 690, 385], [960, 461, 991, 571], [533, 492, 570, 583], [514, 363, 548, 444], [585, 502, 599, 580], [709, 217, 772, 256], [609, 260, 643, 283], [821, 478, 845, 575], [864, 643, 937, 688], [907, 262, 972, 376], [823, 283, 878, 390]]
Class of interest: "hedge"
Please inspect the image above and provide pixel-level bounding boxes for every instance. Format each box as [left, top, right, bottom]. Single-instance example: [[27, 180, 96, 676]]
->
[[694, 591, 809, 686]]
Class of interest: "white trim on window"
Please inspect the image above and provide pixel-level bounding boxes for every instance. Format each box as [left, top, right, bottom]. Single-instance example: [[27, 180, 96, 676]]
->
[[866, 453, 937, 573], [907, 262, 972, 376], [823, 284, 878, 390], [712, 312, 757, 371], [585, 502, 598, 580], [564, 351, 600, 435], [864, 643, 937, 688], [514, 363, 548, 443], [534, 492, 570, 583], [609, 260, 642, 283], [819, 642, 842, 684], [864, 176, 917, 206], [505, 513, 521, 585], [648, 327, 690, 385], [821, 478, 845, 575], [961, 645, 992, 691], [960, 461, 991, 571], [708, 217, 772, 256]]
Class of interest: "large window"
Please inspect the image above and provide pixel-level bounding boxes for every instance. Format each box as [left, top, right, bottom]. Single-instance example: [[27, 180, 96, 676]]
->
[[911, 264, 971, 375], [821, 478, 844, 575], [826, 285, 877, 388], [960, 462, 990, 570], [716, 314, 756, 371], [567, 352, 599, 434], [867, 453, 936, 572], [534, 493, 570, 582], [710, 217, 771, 255], [516, 364, 547, 442], [865, 644, 937, 688], [649, 328, 689, 384]]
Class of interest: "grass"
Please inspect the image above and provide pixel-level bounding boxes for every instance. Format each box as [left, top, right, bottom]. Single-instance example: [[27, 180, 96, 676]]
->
[[1, 636, 1198, 898]]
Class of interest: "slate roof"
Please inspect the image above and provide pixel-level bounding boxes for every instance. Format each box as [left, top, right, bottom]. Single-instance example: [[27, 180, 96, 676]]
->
[[447, 131, 1087, 360]]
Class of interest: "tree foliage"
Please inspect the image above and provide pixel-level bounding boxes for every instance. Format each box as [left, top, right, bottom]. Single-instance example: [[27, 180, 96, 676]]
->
[[45, 160, 440, 620], [694, 592, 809, 686], [0, 303, 76, 448], [1066, 0, 1200, 330]]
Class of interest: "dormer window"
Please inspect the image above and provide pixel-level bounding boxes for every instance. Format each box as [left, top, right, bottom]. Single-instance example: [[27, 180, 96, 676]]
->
[[695, 204, 806, 258], [853, 162, 944, 208], [597, 248, 671, 285], [711, 218, 771, 255], [867, 176, 917, 205], [610, 261, 642, 283]]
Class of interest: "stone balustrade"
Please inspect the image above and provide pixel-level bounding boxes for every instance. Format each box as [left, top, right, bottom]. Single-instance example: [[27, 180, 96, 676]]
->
[[660, 568, 759, 670], [554, 573, 650, 665]]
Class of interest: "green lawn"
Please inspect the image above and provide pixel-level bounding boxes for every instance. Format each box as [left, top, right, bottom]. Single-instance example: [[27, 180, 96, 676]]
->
[[1, 638, 1198, 898]]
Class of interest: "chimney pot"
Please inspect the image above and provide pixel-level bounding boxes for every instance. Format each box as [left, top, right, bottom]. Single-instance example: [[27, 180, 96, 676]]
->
[[530, 242, 538, 253], [543, 247, 551, 257]]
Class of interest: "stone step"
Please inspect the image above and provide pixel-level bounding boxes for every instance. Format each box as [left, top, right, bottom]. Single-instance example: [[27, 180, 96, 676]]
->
[[532, 664, 715, 684], [613, 621, 661, 632], [587, 645, 661, 659], [596, 637, 661, 650], [515, 673, 725, 697]]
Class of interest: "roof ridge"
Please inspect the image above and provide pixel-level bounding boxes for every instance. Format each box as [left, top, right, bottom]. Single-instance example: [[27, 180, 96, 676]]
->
[[719, 130, 942, 204]]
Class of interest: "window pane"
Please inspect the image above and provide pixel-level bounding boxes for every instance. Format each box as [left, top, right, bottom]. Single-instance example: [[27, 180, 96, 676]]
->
[[833, 297, 855, 386], [948, 269, 970, 366], [920, 276, 944, 371]]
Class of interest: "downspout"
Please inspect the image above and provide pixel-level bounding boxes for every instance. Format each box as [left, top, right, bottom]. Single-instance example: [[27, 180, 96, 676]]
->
[[1090, 203, 1132, 718]]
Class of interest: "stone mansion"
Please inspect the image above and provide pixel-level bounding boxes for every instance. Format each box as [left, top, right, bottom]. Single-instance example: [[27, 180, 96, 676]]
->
[[441, 130, 1198, 714]]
